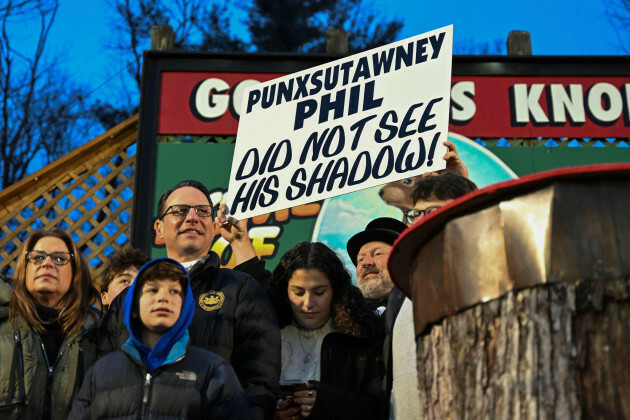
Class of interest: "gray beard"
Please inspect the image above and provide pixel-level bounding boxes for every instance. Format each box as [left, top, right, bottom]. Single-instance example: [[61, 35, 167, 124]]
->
[[358, 274, 393, 300]]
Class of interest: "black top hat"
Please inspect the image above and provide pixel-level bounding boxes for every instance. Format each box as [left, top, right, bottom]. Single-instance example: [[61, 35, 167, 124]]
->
[[346, 217, 407, 266]]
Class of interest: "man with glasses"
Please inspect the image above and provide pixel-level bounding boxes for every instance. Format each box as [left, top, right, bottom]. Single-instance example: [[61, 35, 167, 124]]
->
[[98, 180, 280, 420], [406, 172, 478, 226]]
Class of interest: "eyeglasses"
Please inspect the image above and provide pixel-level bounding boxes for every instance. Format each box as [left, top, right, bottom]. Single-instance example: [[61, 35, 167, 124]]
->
[[404, 206, 442, 224], [159, 204, 213, 220], [26, 251, 73, 266]]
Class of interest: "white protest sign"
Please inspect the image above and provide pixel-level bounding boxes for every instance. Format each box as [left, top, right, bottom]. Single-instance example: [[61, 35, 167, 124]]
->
[[226, 25, 452, 220]]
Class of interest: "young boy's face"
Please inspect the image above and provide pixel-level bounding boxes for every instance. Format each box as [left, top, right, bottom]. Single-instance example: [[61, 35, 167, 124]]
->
[[101, 267, 139, 308], [139, 278, 183, 334]]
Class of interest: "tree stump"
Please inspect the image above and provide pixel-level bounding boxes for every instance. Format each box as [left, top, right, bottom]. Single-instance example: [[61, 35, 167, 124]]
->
[[416, 278, 630, 419], [388, 164, 630, 420]]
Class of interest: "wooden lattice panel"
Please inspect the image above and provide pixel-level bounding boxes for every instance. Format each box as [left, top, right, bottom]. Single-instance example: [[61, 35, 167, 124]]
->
[[0, 115, 138, 285]]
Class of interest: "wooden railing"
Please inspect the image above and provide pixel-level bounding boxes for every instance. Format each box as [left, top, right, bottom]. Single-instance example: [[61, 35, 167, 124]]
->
[[0, 115, 138, 283]]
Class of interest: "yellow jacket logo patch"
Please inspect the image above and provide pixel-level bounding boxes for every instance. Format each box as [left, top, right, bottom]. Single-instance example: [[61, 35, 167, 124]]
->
[[198, 291, 225, 311]]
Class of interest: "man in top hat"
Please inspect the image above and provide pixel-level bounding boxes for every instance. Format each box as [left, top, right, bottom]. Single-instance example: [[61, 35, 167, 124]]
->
[[346, 217, 407, 315], [346, 218, 415, 417]]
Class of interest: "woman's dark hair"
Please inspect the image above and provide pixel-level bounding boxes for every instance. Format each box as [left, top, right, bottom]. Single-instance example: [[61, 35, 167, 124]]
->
[[272, 242, 378, 336], [10, 229, 98, 337]]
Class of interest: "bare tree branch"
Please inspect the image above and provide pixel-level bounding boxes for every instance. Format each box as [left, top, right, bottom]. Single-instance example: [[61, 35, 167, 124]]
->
[[0, 0, 91, 188]]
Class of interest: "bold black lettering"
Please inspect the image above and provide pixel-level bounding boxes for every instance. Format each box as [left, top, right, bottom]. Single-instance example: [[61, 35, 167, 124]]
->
[[352, 57, 371, 83], [310, 70, 324, 96], [246, 89, 261, 113], [415, 38, 428, 63], [287, 169, 307, 200], [299, 129, 330, 164], [249, 178, 267, 211], [417, 97, 444, 133], [230, 180, 257, 213], [362, 81, 384, 112], [277, 79, 294, 105], [348, 152, 371, 186], [340, 61, 354, 86], [349, 85, 360, 116], [372, 48, 395, 76], [429, 32, 445, 59], [394, 138, 425, 173], [319, 90, 346, 124], [293, 74, 311, 100], [294, 99, 318, 130], [327, 158, 349, 191], [268, 139, 292, 172], [306, 161, 334, 196], [395, 42, 414, 70], [324, 66, 339, 91], [259, 176, 279, 208], [236, 148, 259, 181], [322, 126, 345, 158], [349, 115, 377, 151], [262, 85, 276, 109], [399, 102, 424, 138], [372, 146, 394, 179], [376, 111, 398, 143], [258, 143, 275, 176]]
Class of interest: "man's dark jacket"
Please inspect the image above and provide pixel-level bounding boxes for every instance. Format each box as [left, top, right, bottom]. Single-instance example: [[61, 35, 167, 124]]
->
[[97, 252, 280, 420], [309, 331, 385, 420]]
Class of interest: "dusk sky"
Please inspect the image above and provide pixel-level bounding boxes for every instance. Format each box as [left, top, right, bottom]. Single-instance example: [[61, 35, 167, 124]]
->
[[13, 0, 626, 105]]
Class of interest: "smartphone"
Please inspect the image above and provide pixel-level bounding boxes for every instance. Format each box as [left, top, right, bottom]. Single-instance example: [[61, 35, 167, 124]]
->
[[279, 379, 309, 400]]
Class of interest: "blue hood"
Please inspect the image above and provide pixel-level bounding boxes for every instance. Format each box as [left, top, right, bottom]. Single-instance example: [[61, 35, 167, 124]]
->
[[123, 257, 194, 371]]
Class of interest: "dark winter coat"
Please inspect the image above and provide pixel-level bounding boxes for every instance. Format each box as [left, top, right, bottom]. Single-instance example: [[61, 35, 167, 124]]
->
[[97, 252, 280, 420], [69, 335, 250, 419], [309, 329, 385, 420], [0, 280, 99, 420]]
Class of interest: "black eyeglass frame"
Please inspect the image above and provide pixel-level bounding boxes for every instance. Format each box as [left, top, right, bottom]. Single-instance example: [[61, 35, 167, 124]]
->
[[404, 205, 443, 224], [159, 204, 213, 220], [26, 250, 74, 266]]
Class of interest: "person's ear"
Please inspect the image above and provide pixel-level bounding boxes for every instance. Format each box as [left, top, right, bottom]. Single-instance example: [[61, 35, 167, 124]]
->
[[154, 219, 165, 245], [101, 291, 109, 306]]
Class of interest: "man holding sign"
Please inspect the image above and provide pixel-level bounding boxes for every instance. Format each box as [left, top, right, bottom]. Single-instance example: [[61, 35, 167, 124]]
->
[[226, 25, 453, 221]]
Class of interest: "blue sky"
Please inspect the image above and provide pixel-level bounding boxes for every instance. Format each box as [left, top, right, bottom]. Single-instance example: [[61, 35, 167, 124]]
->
[[25, 0, 625, 100]]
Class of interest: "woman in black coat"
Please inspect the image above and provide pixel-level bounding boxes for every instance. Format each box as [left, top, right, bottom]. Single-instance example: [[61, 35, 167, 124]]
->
[[269, 242, 385, 420]]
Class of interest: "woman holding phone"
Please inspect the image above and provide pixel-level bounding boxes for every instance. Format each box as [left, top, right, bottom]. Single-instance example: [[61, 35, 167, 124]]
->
[[268, 242, 385, 420]]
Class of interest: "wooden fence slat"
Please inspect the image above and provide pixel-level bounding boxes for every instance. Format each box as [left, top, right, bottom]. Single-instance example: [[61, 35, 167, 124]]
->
[[0, 115, 139, 279]]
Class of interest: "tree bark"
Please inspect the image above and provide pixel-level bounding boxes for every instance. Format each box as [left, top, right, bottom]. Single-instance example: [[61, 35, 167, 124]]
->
[[415, 277, 630, 419]]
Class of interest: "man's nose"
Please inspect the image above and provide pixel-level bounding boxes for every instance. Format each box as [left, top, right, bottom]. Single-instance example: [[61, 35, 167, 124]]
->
[[362, 255, 375, 266], [185, 207, 200, 221]]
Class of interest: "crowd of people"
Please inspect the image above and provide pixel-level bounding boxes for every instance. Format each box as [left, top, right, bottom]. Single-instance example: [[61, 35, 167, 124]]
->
[[0, 141, 477, 419]]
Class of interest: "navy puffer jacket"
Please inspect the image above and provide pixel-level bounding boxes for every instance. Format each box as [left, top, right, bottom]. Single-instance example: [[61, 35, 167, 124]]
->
[[97, 253, 280, 420]]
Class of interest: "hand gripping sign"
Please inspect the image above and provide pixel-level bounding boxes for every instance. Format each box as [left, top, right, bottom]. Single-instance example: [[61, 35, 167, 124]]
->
[[226, 25, 453, 220]]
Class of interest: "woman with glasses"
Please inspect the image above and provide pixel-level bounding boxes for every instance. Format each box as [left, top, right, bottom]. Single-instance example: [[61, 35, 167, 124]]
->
[[0, 229, 99, 420], [269, 242, 385, 420]]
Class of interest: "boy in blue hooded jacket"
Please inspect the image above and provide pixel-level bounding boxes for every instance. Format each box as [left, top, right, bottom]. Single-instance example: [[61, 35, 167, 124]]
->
[[69, 258, 250, 419]]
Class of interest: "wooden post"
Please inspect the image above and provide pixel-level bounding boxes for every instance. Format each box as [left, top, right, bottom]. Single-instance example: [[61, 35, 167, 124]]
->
[[326, 28, 349, 54], [507, 30, 532, 55], [151, 25, 174, 51]]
